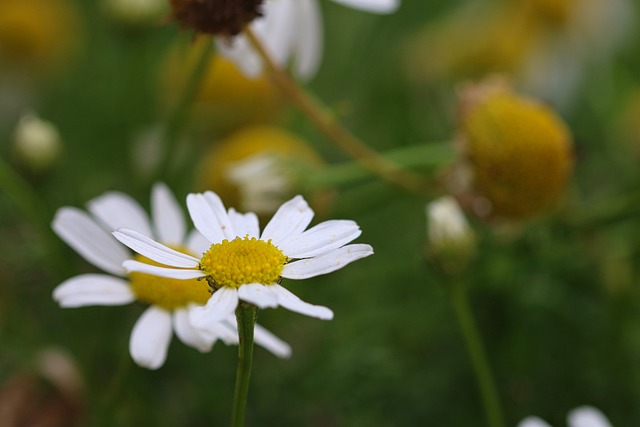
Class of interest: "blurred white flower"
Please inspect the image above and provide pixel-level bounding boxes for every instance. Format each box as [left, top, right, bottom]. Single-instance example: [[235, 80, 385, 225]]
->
[[12, 113, 61, 173], [53, 183, 291, 370], [225, 153, 293, 215], [518, 406, 613, 427], [218, 0, 400, 80], [113, 193, 373, 329]]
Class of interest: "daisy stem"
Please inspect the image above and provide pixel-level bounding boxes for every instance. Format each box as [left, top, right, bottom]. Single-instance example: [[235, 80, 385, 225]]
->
[[157, 38, 213, 182], [450, 281, 505, 427], [231, 302, 258, 427], [243, 27, 430, 198]]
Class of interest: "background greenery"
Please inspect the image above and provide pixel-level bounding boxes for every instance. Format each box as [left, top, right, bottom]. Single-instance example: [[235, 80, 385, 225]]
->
[[2, 0, 640, 425]]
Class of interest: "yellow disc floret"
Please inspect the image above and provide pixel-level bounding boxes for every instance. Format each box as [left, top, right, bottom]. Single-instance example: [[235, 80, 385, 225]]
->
[[461, 88, 573, 219], [129, 252, 210, 311], [199, 236, 288, 289]]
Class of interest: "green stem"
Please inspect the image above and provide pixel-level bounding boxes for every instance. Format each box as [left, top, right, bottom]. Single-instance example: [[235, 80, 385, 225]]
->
[[303, 142, 454, 191], [450, 282, 505, 427], [243, 27, 431, 197], [231, 302, 258, 427], [156, 40, 214, 182]]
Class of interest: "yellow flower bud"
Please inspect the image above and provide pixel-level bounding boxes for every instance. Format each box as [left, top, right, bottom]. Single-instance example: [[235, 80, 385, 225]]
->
[[457, 81, 573, 219]]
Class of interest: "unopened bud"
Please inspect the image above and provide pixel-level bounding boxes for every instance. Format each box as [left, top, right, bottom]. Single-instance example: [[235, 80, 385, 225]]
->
[[103, 0, 167, 25], [12, 114, 61, 173], [425, 196, 476, 276]]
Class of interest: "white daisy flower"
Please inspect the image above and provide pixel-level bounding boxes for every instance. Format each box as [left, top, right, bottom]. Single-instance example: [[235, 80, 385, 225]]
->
[[52, 183, 291, 370], [113, 193, 373, 330], [518, 406, 612, 427], [217, 0, 400, 80]]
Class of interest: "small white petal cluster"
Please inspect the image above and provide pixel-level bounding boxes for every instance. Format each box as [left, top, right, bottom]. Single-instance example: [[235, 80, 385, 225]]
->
[[218, 0, 400, 80], [114, 192, 374, 327], [52, 184, 291, 370], [518, 406, 613, 427]]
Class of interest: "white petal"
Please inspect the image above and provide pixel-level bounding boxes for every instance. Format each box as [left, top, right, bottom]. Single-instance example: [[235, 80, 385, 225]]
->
[[152, 183, 186, 246], [331, 0, 399, 14], [227, 208, 260, 238], [253, 323, 292, 358], [185, 229, 212, 257], [261, 0, 297, 66], [122, 260, 205, 279], [278, 220, 361, 259], [568, 406, 612, 427], [281, 244, 373, 279], [517, 417, 552, 427], [172, 308, 215, 353], [260, 195, 314, 246], [87, 191, 153, 237], [292, 0, 323, 79], [238, 283, 279, 308], [222, 316, 292, 358], [189, 287, 239, 327], [52, 207, 129, 276], [212, 317, 242, 345], [129, 306, 173, 370], [271, 284, 333, 320], [113, 228, 200, 268], [52, 274, 135, 308], [186, 192, 235, 244]]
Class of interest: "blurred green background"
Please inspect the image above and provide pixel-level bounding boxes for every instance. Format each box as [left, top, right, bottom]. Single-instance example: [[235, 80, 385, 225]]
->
[[2, 0, 640, 425]]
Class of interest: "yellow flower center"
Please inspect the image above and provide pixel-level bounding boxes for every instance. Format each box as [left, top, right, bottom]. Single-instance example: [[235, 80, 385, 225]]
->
[[199, 236, 287, 289], [462, 91, 573, 219], [129, 248, 211, 311]]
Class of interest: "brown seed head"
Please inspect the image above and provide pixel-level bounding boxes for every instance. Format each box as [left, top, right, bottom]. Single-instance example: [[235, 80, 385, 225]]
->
[[170, 0, 264, 36]]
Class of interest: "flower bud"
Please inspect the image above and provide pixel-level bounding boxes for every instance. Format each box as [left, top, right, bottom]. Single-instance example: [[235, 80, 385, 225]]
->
[[12, 113, 61, 173], [103, 0, 167, 26], [425, 196, 476, 276]]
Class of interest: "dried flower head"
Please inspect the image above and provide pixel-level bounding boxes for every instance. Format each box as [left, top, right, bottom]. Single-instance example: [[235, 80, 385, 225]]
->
[[170, 0, 264, 36]]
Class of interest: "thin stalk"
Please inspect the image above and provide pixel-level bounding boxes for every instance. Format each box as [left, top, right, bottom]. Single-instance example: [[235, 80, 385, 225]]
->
[[243, 27, 430, 197], [231, 302, 258, 427], [303, 142, 454, 190], [450, 282, 505, 427], [157, 39, 214, 181]]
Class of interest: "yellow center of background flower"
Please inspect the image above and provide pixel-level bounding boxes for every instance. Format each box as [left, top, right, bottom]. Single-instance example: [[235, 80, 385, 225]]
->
[[199, 236, 287, 289], [462, 91, 573, 219], [129, 251, 210, 311]]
